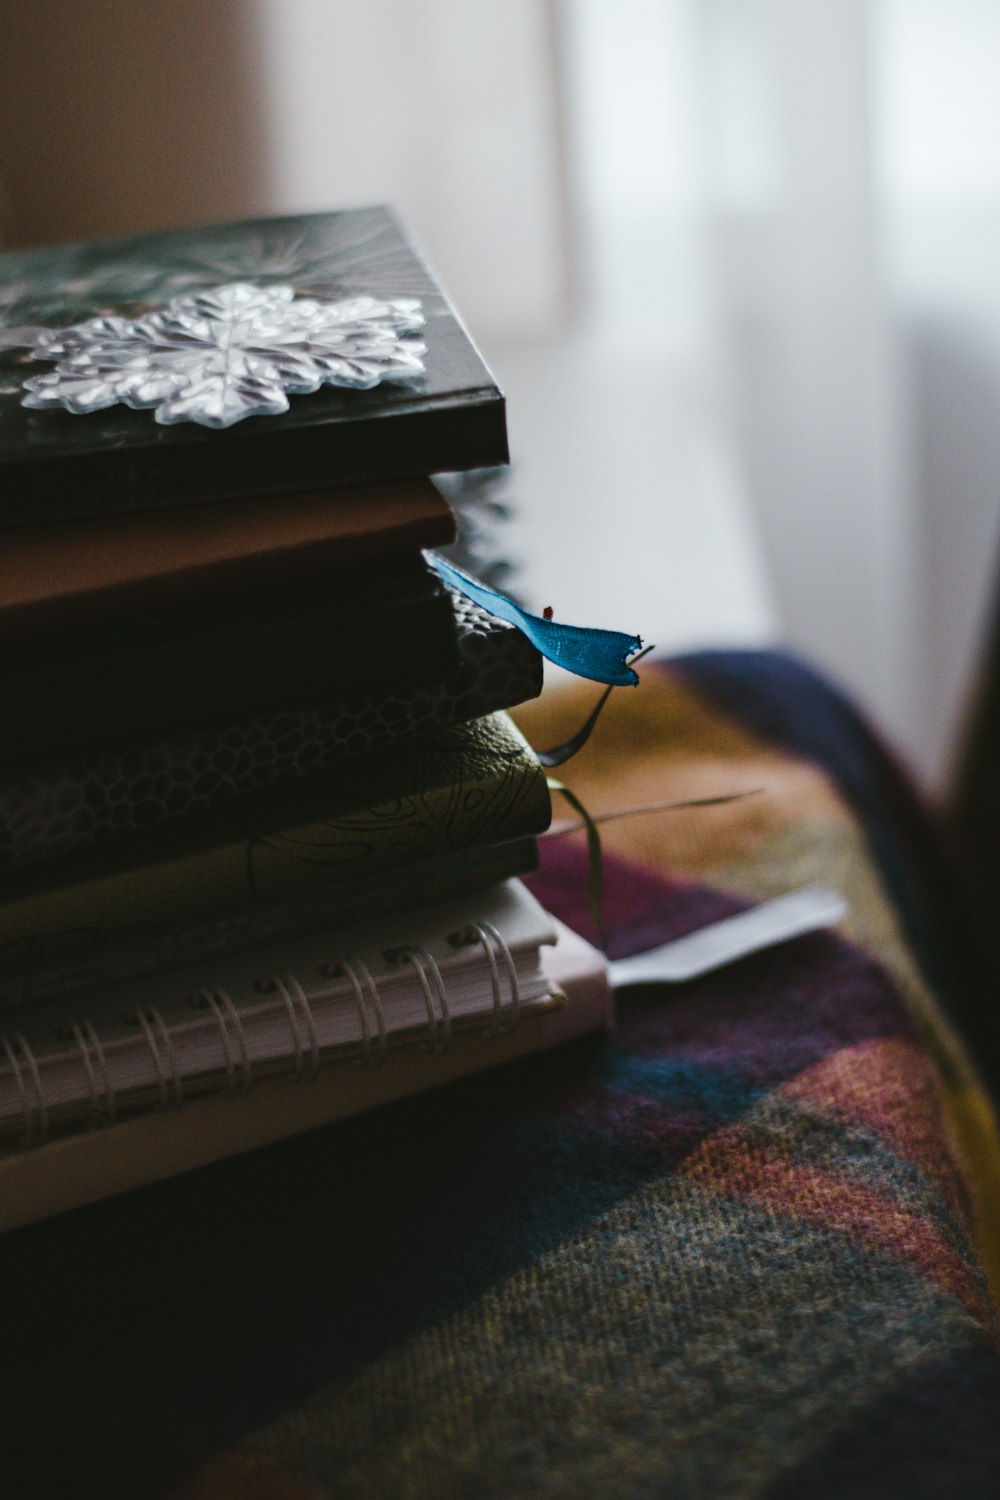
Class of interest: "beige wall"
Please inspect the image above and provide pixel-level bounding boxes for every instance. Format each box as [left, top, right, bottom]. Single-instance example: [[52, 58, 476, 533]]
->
[[0, 0, 570, 341], [0, 0, 272, 248]]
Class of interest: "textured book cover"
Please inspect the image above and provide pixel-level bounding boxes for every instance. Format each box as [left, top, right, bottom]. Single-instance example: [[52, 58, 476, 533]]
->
[[0, 591, 543, 876], [0, 206, 508, 525], [0, 838, 539, 1013], [0, 712, 552, 1002], [0, 551, 459, 756]]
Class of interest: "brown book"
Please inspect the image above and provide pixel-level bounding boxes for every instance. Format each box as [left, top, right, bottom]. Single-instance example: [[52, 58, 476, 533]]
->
[[0, 478, 455, 637]]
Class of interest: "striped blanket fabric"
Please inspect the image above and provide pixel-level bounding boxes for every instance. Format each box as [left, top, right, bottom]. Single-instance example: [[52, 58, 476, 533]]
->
[[0, 651, 997, 1499]]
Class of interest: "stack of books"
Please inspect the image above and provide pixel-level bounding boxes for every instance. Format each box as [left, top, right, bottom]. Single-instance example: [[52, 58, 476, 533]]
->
[[0, 207, 613, 1230]]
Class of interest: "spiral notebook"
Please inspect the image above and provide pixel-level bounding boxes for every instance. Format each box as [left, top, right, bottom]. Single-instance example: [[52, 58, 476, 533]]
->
[[0, 882, 612, 1231]]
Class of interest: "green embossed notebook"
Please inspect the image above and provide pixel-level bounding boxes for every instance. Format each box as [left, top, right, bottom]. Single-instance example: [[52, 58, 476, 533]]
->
[[0, 713, 551, 1006], [0, 207, 507, 526]]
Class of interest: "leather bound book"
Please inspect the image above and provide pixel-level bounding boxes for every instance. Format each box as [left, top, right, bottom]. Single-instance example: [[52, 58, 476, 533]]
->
[[0, 591, 543, 878], [0, 478, 455, 638], [0, 207, 508, 526], [0, 552, 459, 757]]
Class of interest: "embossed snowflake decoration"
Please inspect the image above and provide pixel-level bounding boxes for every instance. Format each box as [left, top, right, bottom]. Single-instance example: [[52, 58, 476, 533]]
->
[[21, 282, 426, 429]]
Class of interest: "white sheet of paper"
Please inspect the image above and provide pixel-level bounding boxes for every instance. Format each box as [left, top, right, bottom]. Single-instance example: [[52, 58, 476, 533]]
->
[[608, 885, 849, 987]]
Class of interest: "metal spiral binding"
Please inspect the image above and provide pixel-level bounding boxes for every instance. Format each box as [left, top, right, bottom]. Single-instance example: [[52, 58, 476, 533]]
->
[[385, 945, 452, 1053], [2, 1031, 47, 1147], [0, 920, 523, 1145], [448, 922, 520, 1038], [189, 989, 252, 1099], [257, 971, 320, 1081], [70, 1021, 117, 1129], [127, 1005, 185, 1111], [330, 958, 388, 1067]]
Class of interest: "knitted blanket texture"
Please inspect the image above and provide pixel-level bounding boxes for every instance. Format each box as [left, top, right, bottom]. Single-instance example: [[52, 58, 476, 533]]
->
[[0, 651, 996, 1499]]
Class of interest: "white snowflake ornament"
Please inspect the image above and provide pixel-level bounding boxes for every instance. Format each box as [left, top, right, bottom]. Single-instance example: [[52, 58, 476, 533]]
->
[[21, 282, 426, 430]]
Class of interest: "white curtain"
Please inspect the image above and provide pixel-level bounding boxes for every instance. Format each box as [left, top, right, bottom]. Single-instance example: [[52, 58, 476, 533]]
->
[[702, 0, 917, 756], [549, 0, 1000, 787], [255, 0, 571, 343]]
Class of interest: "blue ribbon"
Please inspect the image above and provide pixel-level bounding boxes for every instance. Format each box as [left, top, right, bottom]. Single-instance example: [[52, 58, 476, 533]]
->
[[429, 555, 642, 687]]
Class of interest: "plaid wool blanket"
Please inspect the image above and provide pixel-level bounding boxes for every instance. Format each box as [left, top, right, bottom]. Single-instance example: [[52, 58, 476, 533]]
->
[[1, 651, 997, 1499]]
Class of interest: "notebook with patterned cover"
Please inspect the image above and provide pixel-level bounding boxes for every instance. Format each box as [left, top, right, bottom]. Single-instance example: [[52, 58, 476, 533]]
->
[[0, 590, 543, 877], [0, 550, 460, 756], [0, 712, 552, 1009]]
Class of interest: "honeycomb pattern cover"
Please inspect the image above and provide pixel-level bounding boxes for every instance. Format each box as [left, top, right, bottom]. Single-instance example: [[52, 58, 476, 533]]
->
[[0, 591, 542, 878]]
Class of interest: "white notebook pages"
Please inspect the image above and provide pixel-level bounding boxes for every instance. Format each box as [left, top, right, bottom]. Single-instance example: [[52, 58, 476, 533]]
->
[[0, 883, 612, 1232]]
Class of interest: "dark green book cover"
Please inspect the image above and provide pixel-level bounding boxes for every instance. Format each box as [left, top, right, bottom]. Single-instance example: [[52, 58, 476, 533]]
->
[[0, 712, 551, 1004], [0, 206, 508, 525]]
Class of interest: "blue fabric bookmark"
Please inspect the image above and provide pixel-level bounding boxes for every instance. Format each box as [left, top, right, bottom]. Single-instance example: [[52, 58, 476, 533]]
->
[[429, 555, 643, 686]]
